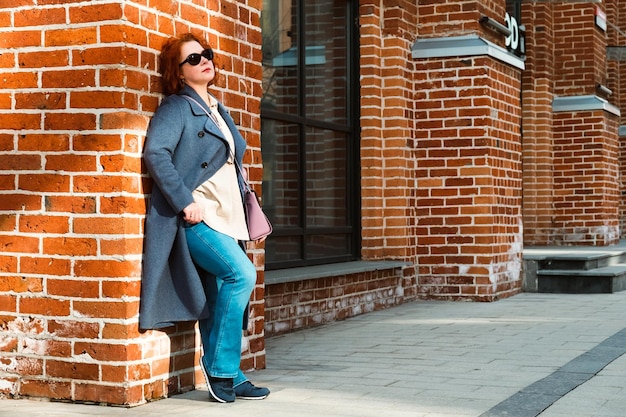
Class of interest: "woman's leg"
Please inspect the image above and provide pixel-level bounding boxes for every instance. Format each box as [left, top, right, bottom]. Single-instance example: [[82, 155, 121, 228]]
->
[[185, 223, 256, 379], [196, 279, 250, 385]]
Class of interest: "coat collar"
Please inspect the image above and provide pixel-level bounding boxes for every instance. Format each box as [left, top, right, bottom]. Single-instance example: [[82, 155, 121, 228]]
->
[[178, 85, 215, 115], [177, 86, 226, 139]]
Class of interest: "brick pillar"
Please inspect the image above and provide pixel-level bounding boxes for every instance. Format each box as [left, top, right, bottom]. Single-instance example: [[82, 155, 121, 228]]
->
[[521, 2, 556, 245], [413, 0, 523, 300], [552, 109, 620, 245], [550, 3, 620, 245], [0, 0, 264, 406], [359, 1, 419, 294]]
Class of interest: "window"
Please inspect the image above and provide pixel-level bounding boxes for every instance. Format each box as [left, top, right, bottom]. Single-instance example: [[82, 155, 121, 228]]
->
[[261, 0, 360, 269]]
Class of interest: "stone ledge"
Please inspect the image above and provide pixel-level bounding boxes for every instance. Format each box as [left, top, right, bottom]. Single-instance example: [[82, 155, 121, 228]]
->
[[411, 34, 525, 70], [552, 94, 620, 117], [265, 260, 411, 286]]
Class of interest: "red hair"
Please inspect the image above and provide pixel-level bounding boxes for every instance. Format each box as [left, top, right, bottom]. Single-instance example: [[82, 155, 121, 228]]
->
[[159, 33, 218, 96]]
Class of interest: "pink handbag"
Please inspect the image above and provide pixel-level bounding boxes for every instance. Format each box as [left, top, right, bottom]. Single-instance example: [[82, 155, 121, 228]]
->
[[243, 186, 273, 240], [236, 157, 272, 240]]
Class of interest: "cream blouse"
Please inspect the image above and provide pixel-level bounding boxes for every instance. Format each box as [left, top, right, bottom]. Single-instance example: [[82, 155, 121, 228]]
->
[[192, 97, 249, 241]]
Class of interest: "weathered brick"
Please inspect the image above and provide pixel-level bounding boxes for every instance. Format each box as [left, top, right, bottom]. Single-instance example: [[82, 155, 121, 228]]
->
[[18, 133, 69, 151], [0, 275, 41, 293], [0, 154, 42, 170], [0, 113, 41, 130], [48, 320, 100, 339], [46, 360, 99, 380], [68, 2, 123, 23], [20, 257, 71, 276], [0, 30, 41, 48], [74, 341, 142, 361], [45, 27, 98, 47], [44, 195, 96, 214], [19, 215, 70, 234], [45, 154, 97, 172], [73, 300, 138, 320], [70, 91, 138, 110], [13, 7, 66, 27], [73, 174, 140, 194], [44, 112, 97, 131], [41, 70, 96, 89], [19, 378, 71, 400], [72, 46, 140, 67], [100, 237, 143, 256], [15, 92, 66, 110], [74, 259, 141, 278], [20, 296, 70, 317], [18, 174, 70, 193]]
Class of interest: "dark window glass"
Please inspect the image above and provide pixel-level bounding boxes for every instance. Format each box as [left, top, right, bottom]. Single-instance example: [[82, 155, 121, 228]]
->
[[305, 127, 349, 228], [261, 119, 301, 229]]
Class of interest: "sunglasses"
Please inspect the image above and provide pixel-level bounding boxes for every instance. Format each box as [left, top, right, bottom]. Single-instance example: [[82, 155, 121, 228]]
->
[[179, 48, 214, 67]]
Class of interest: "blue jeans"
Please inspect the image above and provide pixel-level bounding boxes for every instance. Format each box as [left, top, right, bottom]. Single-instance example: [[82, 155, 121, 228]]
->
[[185, 222, 256, 385]]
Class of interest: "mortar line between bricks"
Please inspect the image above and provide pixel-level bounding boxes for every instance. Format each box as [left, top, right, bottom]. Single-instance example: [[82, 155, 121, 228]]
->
[[478, 326, 626, 417]]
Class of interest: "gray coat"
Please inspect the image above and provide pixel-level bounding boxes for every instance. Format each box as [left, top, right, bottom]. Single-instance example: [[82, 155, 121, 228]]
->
[[139, 85, 246, 330]]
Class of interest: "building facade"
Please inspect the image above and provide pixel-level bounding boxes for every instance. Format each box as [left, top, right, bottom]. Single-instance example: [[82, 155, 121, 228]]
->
[[0, 0, 624, 407]]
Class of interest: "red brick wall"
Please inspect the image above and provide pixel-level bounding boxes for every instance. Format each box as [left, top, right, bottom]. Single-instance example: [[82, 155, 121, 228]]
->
[[522, 1, 622, 246], [0, 0, 264, 405], [265, 267, 408, 336]]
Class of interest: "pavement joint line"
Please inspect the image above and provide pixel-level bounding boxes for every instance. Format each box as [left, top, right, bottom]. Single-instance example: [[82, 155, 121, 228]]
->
[[478, 326, 626, 417]]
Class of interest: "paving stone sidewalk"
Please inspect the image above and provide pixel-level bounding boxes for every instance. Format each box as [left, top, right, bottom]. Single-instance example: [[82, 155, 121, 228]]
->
[[1, 292, 625, 417]]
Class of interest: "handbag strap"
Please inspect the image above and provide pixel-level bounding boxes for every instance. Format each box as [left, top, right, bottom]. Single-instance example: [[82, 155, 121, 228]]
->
[[181, 94, 251, 191], [231, 153, 252, 193]]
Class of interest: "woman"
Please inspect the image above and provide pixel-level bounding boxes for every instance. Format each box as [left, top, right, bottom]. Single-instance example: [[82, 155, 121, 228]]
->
[[139, 33, 269, 403]]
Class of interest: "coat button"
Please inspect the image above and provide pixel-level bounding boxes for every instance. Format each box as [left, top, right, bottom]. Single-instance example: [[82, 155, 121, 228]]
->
[[198, 131, 205, 137], [201, 162, 208, 169]]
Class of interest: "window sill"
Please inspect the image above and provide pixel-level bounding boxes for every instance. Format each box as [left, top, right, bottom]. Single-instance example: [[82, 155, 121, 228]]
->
[[264, 260, 411, 285]]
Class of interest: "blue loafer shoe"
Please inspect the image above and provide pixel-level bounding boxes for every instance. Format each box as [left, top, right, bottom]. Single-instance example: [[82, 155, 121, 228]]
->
[[207, 377, 235, 403], [234, 381, 270, 400]]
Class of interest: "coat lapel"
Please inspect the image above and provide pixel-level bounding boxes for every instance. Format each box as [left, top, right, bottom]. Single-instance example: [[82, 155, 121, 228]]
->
[[182, 93, 226, 141]]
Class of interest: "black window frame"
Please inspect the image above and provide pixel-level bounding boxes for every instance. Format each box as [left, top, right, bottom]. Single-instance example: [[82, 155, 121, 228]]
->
[[261, 0, 361, 270]]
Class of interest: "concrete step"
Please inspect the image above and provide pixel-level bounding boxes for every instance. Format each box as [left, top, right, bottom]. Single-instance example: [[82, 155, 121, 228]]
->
[[530, 249, 626, 271], [537, 264, 626, 294], [523, 241, 626, 293]]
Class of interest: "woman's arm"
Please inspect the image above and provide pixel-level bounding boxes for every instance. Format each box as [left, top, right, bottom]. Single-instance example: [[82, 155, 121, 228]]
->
[[144, 97, 195, 214]]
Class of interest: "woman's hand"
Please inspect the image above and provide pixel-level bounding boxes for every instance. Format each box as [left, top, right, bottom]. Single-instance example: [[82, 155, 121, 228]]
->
[[182, 202, 203, 225]]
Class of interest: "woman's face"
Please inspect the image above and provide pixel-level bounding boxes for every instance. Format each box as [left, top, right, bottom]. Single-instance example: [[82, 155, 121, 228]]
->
[[179, 40, 216, 89]]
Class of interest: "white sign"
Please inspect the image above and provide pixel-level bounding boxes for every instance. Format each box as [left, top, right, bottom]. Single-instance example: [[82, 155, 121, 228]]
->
[[504, 12, 525, 57]]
